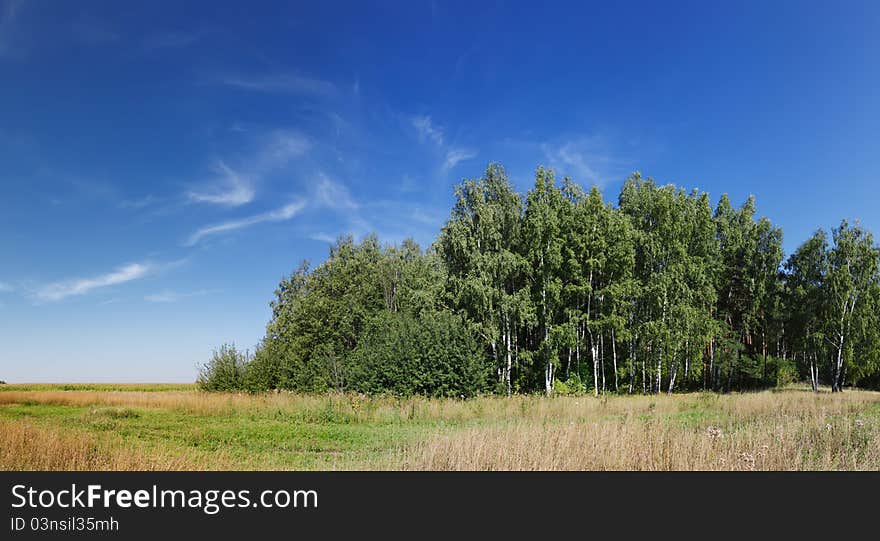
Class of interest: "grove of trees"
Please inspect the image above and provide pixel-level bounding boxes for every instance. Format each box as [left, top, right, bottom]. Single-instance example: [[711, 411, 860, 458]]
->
[[198, 165, 880, 396]]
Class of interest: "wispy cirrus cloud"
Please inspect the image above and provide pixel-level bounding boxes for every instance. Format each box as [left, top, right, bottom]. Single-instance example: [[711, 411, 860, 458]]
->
[[443, 148, 477, 171], [187, 130, 310, 207], [540, 136, 623, 186], [144, 289, 213, 303], [410, 114, 479, 175], [187, 161, 255, 206], [256, 130, 311, 168], [314, 174, 358, 210], [36, 263, 152, 302], [219, 72, 336, 96], [412, 115, 444, 146], [543, 141, 600, 184], [309, 232, 339, 244], [185, 200, 306, 246]]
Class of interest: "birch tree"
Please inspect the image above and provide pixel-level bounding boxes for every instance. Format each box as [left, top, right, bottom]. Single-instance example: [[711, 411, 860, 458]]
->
[[824, 220, 879, 392]]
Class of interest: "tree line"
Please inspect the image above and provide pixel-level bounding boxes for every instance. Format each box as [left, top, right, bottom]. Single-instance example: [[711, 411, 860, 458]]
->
[[198, 164, 880, 396]]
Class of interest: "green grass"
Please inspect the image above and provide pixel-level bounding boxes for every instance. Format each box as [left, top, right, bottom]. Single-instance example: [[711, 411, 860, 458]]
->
[[1, 386, 878, 470], [0, 400, 452, 469]]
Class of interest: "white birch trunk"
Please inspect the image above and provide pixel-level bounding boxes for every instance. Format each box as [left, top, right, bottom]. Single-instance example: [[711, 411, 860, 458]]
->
[[611, 327, 619, 393]]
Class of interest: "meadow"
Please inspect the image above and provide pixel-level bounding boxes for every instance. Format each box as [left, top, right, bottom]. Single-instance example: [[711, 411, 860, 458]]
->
[[0, 384, 878, 471]]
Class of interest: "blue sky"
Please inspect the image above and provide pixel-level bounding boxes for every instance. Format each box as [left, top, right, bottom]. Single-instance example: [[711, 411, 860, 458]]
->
[[1, 1, 879, 382]]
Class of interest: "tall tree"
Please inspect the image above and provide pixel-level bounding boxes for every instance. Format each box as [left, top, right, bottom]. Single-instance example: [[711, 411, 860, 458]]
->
[[438, 163, 528, 395], [522, 167, 566, 395], [784, 230, 829, 391], [824, 220, 879, 392]]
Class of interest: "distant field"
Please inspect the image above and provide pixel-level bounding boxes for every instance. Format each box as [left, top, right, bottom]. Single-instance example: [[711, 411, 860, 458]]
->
[[0, 386, 878, 471], [0, 383, 197, 392]]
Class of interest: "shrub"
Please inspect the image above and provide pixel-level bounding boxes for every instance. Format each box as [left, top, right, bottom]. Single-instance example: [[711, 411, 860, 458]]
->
[[347, 311, 491, 398], [552, 378, 570, 396], [242, 343, 284, 392], [554, 374, 587, 396], [197, 344, 250, 392], [771, 356, 800, 387]]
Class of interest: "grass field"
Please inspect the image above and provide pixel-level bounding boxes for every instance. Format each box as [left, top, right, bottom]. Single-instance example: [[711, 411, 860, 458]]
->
[[0, 384, 878, 470], [0, 383, 197, 392]]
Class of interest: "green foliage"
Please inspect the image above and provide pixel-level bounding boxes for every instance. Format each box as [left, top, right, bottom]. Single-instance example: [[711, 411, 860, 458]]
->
[[204, 164, 880, 395], [348, 311, 491, 397], [197, 344, 250, 392], [553, 374, 587, 396], [258, 235, 445, 393], [771, 356, 799, 387], [242, 343, 285, 393]]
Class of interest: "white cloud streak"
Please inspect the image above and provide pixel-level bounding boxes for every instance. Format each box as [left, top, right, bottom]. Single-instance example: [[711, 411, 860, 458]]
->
[[541, 137, 619, 186], [443, 148, 477, 171], [410, 114, 480, 176], [36, 263, 152, 302], [257, 130, 311, 168], [314, 174, 358, 210], [186, 200, 306, 246], [309, 232, 338, 244], [144, 289, 211, 303], [544, 142, 599, 183], [188, 161, 255, 206], [412, 115, 444, 146], [187, 131, 310, 207]]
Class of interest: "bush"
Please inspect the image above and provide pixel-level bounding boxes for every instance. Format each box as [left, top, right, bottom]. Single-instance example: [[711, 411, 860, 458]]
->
[[771, 356, 800, 387], [552, 378, 570, 396], [347, 311, 491, 398], [242, 343, 284, 392], [197, 344, 250, 392], [554, 374, 587, 396]]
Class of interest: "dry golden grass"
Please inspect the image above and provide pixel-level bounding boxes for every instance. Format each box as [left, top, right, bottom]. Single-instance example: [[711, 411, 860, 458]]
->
[[0, 418, 230, 471], [0, 389, 665, 421], [393, 391, 880, 470], [0, 389, 472, 418], [0, 390, 253, 415], [0, 383, 195, 392]]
